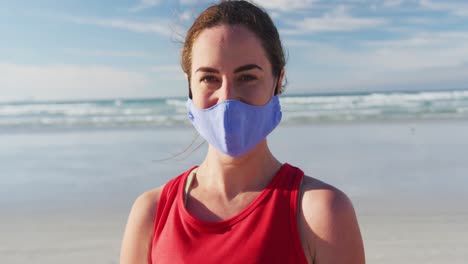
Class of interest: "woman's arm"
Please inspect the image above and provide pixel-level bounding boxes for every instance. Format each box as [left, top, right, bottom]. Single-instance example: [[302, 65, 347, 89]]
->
[[120, 187, 163, 264], [300, 177, 365, 264]]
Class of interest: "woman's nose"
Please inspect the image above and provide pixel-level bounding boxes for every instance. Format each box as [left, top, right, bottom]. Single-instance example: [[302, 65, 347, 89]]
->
[[217, 78, 237, 102]]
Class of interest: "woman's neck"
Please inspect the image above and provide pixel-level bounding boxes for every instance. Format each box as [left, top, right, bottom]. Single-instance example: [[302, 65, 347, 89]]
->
[[195, 140, 282, 200]]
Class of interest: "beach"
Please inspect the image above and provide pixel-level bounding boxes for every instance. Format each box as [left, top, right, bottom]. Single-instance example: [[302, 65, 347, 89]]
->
[[1, 120, 468, 263]]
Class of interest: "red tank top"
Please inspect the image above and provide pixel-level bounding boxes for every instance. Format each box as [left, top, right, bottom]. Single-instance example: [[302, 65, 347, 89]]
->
[[149, 163, 308, 264]]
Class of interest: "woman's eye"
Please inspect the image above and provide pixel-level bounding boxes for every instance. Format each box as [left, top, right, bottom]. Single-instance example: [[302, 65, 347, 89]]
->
[[238, 74, 257, 82], [200, 76, 218, 83]]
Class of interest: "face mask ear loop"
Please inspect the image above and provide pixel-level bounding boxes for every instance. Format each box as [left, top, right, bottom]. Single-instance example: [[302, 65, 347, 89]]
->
[[274, 69, 282, 96], [274, 76, 280, 96], [187, 78, 192, 99]]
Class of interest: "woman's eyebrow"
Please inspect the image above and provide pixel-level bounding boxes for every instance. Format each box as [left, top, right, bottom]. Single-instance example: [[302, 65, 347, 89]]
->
[[195, 67, 219, 74], [234, 64, 263, 73], [195, 64, 263, 74]]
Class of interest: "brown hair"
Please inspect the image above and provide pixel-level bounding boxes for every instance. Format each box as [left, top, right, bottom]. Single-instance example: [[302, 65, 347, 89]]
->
[[181, 0, 286, 98]]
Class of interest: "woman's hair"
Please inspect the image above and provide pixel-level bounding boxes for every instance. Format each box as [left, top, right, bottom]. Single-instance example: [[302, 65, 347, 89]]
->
[[181, 0, 286, 97]]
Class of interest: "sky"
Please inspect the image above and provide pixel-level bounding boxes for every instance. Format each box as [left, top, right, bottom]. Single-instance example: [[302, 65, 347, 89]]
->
[[1, 0, 468, 101]]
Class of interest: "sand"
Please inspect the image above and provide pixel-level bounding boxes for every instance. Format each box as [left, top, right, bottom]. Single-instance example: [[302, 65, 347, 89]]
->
[[2, 120, 468, 263], [2, 212, 468, 263]]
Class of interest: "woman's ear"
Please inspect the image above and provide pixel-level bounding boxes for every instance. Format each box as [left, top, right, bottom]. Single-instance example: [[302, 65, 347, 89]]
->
[[277, 68, 285, 95]]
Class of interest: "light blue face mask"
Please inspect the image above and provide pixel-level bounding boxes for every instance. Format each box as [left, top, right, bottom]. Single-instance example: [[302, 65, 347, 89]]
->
[[186, 95, 282, 158]]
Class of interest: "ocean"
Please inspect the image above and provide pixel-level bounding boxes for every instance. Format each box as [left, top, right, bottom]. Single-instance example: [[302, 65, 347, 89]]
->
[[1, 89, 468, 132]]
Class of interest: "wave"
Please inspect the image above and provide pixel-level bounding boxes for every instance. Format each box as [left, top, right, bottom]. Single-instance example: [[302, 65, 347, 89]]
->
[[1, 90, 467, 131]]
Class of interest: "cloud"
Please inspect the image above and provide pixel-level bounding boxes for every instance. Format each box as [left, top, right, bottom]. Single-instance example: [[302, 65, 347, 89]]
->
[[177, 0, 315, 12], [286, 31, 468, 92], [419, 0, 468, 16], [149, 65, 185, 80], [65, 16, 172, 36], [303, 64, 468, 93], [179, 0, 214, 6], [404, 17, 436, 25], [0, 63, 183, 101], [129, 0, 162, 12], [283, 5, 388, 34], [149, 65, 182, 72], [365, 31, 468, 48], [306, 31, 468, 71], [253, 0, 316, 11], [178, 10, 194, 22], [283, 38, 317, 47], [63, 48, 150, 58], [383, 0, 405, 7]]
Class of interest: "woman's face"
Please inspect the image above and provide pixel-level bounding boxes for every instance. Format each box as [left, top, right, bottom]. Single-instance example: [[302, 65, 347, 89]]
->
[[189, 24, 282, 109]]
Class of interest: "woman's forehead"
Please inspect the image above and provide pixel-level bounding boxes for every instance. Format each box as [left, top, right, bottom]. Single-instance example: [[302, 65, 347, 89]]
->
[[191, 24, 271, 72]]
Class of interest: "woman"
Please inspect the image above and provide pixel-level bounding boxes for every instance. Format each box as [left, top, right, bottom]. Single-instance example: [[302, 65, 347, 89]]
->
[[121, 1, 365, 263]]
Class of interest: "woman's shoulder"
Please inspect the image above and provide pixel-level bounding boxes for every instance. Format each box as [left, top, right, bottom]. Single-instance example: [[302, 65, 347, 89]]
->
[[126, 181, 175, 233], [125, 167, 194, 226], [299, 175, 365, 263], [301, 175, 354, 216], [120, 185, 165, 264], [132, 186, 166, 218], [120, 168, 196, 263]]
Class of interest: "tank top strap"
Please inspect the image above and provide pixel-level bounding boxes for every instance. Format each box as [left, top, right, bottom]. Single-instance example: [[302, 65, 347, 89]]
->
[[277, 163, 304, 190], [148, 166, 198, 264], [279, 163, 306, 260]]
